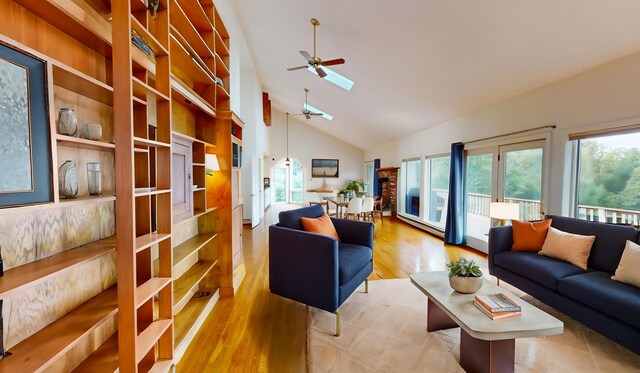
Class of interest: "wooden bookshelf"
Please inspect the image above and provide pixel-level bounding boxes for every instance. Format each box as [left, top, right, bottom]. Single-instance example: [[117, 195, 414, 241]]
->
[[71, 333, 119, 372], [0, 286, 117, 372], [56, 134, 115, 151], [173, 260, 217, 313], [0, 236, 116, 299], [173, 233, 217, 268]]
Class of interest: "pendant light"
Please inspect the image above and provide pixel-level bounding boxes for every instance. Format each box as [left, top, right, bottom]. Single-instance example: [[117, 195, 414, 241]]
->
[[285, 112, 291, 167]]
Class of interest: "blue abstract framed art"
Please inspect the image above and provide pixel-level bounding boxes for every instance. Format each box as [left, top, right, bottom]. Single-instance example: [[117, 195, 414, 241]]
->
[[0, 42, 52, 208]]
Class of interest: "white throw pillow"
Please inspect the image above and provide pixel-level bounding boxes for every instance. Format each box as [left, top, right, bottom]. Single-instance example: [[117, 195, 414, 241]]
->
[[538, 227, 595, 270], [612, 240, 640, 288]]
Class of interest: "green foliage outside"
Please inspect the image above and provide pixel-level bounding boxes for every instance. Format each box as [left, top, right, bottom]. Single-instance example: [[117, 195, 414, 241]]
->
[[579, 140, 640, 211]]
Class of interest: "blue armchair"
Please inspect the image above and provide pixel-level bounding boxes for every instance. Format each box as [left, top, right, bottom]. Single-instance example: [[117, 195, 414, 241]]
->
[[269, 205, 374, 336]]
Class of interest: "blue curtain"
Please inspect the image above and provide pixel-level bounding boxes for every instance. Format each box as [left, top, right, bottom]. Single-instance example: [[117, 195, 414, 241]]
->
[[373, 159, 381, 195], [444, 143, 466, 245]]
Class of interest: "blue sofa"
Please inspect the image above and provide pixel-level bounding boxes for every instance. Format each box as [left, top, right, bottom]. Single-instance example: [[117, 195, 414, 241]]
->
[[489, 215, 640, 355], [269, 205, 374, 336]]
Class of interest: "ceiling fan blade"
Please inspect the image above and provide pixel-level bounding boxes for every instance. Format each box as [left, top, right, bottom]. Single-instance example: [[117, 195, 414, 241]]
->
[[320, 58, 345, 67], [287, 65, 308, 71], [305, 113, 311, 120], [316, 67, 327, 78], [299, 50, 313, 62], [310, 112, 322, 116]]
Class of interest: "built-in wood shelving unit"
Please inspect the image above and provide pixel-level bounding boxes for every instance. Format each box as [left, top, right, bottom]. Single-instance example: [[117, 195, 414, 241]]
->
[[0, 0, 239, 369], [0, 236, 116, 298], [0, 286, 117, 372], [173, 260, 217, 313]]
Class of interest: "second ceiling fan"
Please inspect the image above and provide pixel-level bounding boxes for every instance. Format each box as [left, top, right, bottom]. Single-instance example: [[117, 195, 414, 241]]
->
[[287, 18, 345, 78], [292, 88, 323, 120]]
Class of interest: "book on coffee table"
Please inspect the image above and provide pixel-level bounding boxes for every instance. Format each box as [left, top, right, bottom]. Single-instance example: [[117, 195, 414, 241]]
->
[[473, 300, 522, 320], [475, 293, 521, 312]]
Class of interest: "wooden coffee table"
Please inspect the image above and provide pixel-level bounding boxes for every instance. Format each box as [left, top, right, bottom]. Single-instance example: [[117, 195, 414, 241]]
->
[[410, 271, 563, 373]]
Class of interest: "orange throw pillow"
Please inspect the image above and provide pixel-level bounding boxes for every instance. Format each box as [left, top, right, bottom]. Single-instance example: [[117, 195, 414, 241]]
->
[[511, 219, 552, 252], [300, 214, 340, 241]]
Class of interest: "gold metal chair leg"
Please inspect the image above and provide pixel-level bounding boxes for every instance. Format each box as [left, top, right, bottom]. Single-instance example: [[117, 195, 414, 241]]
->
[[365, 279, 369, 293], [335, 310, 340, 337], [497, 278, 500, 286]]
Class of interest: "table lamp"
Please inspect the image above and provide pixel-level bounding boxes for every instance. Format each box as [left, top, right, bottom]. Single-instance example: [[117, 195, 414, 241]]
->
[[489, 202, 520, 226]]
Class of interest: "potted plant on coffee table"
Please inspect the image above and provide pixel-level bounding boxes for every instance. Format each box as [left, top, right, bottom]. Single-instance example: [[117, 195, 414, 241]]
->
[[446, 258, 483, 293]]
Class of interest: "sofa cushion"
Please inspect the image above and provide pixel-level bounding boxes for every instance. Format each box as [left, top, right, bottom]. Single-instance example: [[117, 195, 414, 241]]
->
[[494, 251, 585, 290], [612, 240, 640, 288], [338, 243, 372, 285], [512, 219, 552, 252], [278, 204, 325, 231], [547, 215, 639, 273], [301, 214, 340, 241], [559, 271, 640, 330], [539, 227, 595, 270]]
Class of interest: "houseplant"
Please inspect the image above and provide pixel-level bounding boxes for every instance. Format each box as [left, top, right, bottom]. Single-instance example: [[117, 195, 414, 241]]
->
[[339, 180, 365, 199], [446, 257, 483, 293]]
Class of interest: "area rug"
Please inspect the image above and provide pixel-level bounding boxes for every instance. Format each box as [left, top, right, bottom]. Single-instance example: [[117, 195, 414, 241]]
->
[[307, 279, 640, 372]]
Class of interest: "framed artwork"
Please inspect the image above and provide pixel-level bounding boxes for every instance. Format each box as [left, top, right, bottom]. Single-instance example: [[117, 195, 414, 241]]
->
[[312, 159, 339, 178], [0, 42, 52, 208]]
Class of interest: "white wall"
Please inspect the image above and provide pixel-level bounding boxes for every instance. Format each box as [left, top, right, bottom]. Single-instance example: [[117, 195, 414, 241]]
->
[[269, 109, 364, 193], [364, 50, 640, 216], [216, 0, 270, 226]]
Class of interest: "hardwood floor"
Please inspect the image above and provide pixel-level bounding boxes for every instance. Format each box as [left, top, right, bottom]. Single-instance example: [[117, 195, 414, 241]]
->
[[178, 205, 486, 372]]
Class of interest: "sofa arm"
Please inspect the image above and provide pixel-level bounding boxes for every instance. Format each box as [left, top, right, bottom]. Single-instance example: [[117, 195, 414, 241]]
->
[[331, 218, 374, 249], [269, 225, 340, 313], [488, 226, 513, 275]]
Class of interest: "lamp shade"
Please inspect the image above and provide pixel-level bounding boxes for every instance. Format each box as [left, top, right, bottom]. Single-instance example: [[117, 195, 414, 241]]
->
[[205, 154, 220, 172], [489, 202, 520, 220]]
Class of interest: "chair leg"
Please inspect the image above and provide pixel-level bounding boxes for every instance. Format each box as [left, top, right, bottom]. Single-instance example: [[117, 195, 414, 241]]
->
[[335, 310, 341, 337], [497, 278, 500, 286], [365, 279, 369, 293]]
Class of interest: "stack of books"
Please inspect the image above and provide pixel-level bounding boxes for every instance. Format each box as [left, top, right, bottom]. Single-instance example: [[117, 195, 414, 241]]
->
[[474, 293, 522, 320]]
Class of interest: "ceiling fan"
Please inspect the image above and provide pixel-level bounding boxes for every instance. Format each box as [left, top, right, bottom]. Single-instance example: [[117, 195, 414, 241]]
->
[[292, 88, 323, 120], [287, 18, 345, 78]]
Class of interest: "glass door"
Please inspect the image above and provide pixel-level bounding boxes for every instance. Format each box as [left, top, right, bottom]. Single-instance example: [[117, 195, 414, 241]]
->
[[465, 150, 497, 250], [498, 141, 546, 221]]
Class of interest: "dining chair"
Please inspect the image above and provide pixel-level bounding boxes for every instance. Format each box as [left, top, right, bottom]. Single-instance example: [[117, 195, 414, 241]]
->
[[372, 197, 383, 224], [361, 196, 374, 222], [344, 197, 363, 220]]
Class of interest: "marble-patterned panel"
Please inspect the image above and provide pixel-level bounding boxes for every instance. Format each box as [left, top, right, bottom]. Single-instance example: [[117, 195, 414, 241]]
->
[[4, 259, 104, 349], [33, 207, 67, 260], [0, 211, 36, 269], [99, 202, 115, 239], [99, 251, 117, 290], [63, 204, 102, 252], [173, 217, 198, 247]]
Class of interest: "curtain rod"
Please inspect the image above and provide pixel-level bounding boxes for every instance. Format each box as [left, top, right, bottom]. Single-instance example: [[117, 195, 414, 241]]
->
[[463, 125, 556, 145]]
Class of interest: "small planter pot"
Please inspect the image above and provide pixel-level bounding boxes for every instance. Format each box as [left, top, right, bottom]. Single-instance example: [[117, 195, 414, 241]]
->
[[449, 276, 483, 294]]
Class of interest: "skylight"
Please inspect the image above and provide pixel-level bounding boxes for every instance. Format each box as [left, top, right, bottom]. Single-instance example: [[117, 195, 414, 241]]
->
[[307, 66, 355, 91], [304, 103, 333, 121]]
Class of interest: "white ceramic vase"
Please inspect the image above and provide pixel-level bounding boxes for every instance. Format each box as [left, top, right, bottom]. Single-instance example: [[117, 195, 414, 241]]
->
[[57, 108, 77, 136], [58, 160, 78, 199]]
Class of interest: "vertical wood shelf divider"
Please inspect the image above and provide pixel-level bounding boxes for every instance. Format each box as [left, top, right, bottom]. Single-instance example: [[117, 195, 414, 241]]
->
[[114, 0, 173, 371]]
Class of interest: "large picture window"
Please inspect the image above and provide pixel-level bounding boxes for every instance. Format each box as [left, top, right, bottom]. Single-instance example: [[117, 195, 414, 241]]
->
[[575, 131, 640, 224], [402, 159, 421, 217]]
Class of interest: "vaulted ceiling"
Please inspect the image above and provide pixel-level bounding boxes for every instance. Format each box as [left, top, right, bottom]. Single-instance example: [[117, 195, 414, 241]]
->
[[232, 1, 640, 150]]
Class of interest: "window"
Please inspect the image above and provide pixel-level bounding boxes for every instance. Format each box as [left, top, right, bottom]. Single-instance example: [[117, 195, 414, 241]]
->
[[364, 161, 375, 196], [272, 158, 304, 204], [425, 156, 451, 228], [402, 159, 421, 217], [575, 131, 640, 224]]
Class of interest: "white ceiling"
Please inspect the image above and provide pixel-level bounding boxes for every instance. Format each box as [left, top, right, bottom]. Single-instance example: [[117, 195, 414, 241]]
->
[[232, 1, 640, 150]]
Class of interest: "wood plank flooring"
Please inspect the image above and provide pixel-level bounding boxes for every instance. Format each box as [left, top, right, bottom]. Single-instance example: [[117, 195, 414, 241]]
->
[[178, 204, 485, 372]]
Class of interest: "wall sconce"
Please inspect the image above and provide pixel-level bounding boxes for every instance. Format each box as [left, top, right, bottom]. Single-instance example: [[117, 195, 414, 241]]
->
[[206, 154, 220, 176]]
